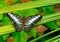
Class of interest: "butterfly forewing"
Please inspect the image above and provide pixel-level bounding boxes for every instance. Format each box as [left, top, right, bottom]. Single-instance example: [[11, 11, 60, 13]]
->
[[24, 15, 42, 32], [6, 13, 23, 31]]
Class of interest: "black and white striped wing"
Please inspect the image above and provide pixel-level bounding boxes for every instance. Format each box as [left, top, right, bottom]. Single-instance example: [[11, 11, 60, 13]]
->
[[6, 13, 23, 31], [24, 15, 42, 32]]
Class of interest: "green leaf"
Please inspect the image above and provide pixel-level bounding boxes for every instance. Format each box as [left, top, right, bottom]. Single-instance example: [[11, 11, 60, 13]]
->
[[45, 21, 59, 29], [23, 9, 39, 17], [43, 6, 55, 14], [45, 35, 60, 42], [35, 12, 60, 26], [13, 9, 38, 17], [0, 0, 60, 13], [2, 34, 10, 40], [12, 31, 28, 42], [0, 36, 5, 42], [13, 0, 21, 3], [0, 14, 3, 20], [2, 15, 12, 25], [13, 10, 25, 16], [29, 27, 37, 38], [0, 25, 15, 35], [43, 6, 59, 29], [30, 28, 60, 42]]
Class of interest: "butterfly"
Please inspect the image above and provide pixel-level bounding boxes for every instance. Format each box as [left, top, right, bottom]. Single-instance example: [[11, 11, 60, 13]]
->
[[6, 13, 42, 32]]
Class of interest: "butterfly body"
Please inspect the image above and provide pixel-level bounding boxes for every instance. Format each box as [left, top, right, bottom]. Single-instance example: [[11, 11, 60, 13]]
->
[[6, 13, 42, 32]]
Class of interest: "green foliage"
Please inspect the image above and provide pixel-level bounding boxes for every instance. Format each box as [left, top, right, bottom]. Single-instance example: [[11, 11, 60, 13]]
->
[[2, 34, 10, 40], [13, 9, 39, 17], [43, 6, 59, 29], [2, 15, 13, 25], [0, 0, 60, 42], [23, 9, 39, 17], [0, 0, 60, 13], [12, 31, 28, 42], [0, 25, 15, 35], [29, 27, 37, 38], [13, 0, 22, 3], [30, 28, 60, 42], [0, 14, 3, 20], [0, 36, 5, 42], [45, 35, 60, 42], [35, 12, 60, 26], [45, 21, 59, 29]]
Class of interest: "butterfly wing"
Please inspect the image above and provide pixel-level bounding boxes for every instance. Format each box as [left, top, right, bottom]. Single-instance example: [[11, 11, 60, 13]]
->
[[6, 13, 23, 31], [6, 13, 42, 32], [24, 15, 42, 32]]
